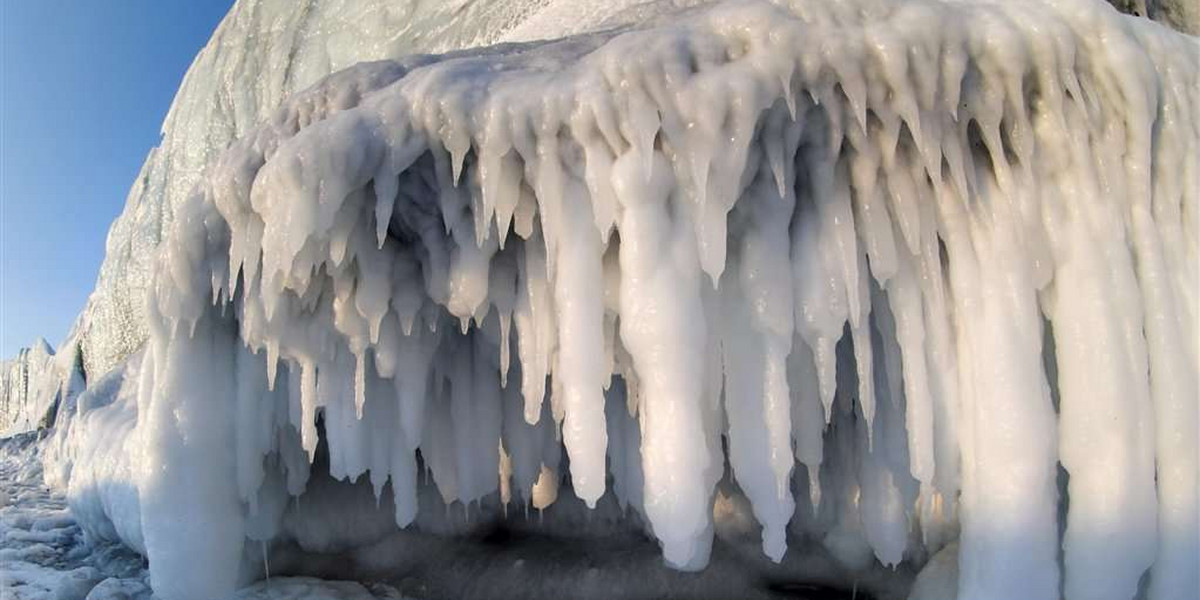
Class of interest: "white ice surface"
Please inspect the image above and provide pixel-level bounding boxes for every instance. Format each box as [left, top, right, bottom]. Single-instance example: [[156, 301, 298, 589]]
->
[[2, 1, 1197, 600]]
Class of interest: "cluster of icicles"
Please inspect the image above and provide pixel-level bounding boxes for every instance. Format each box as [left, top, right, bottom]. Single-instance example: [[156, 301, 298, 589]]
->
[[137, 0, 1197, 598]]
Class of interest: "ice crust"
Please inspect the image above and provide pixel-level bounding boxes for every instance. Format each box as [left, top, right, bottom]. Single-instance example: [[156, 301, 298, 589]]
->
[[9, 0, 1200, 599]]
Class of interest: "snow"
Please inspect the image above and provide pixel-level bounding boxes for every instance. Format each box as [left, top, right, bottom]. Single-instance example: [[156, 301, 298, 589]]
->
[[2, 0, 1197, 599], [0, 433, 152, 600]]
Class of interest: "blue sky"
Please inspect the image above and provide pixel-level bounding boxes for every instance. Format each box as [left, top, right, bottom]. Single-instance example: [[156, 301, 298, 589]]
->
[[1, 1, 233, 358]]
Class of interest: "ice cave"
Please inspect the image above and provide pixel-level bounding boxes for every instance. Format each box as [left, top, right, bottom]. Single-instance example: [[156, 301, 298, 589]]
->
[[1, 0, 1196, 599]]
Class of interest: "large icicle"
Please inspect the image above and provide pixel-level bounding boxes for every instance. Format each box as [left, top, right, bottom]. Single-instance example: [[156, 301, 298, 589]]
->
[[550, 177, 609, 507], [611, 149, 716, 570], [943, 180, 1059, 600]]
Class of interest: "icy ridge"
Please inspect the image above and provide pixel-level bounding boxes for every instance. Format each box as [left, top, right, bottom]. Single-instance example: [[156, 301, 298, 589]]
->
[[74, 0, 1199, 599]]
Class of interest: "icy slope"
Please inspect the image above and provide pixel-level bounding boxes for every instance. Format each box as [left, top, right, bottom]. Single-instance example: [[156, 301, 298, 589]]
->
[[43, 0, 1190, 598]]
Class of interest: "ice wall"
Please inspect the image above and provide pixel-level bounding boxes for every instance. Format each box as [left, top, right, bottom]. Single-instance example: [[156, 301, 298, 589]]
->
[[92, 0, 1196, 598]]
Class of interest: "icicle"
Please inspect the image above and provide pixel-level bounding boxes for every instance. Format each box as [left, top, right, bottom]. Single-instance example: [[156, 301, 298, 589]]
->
[[788, 336, 825, 514], [943, 180, 1058, 600], [262, 541, 270, 583], [881, 251, 935, 486], [551, 177, 609, 507], [611, 147, 715, 570]]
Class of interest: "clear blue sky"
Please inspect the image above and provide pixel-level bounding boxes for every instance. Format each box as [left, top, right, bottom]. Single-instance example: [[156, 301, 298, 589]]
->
[[1, 1, 234, 358]]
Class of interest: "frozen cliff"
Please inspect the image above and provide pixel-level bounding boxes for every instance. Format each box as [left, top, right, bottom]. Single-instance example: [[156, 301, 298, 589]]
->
[[3, 0, 1198, 599]]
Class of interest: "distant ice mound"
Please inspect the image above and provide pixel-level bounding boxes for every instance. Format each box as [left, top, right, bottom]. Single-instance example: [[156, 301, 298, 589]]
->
[[1, 339, 82, 437], [28, 0, 1200, 599]]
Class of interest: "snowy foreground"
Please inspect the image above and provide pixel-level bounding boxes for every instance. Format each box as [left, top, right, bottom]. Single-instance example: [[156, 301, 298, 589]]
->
[[3, 0, 1199, 599]]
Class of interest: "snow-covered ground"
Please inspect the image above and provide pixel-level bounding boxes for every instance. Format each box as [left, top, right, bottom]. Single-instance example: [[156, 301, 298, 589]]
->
[[1, 432, 152, 600]]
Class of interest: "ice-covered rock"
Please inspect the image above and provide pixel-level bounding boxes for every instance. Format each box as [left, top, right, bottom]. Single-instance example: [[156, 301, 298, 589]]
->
[[4, 0, 1198, 599]]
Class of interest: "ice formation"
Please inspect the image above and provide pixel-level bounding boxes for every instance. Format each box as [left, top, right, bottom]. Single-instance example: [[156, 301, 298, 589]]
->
[[70, 0, 716, 384], [1, 340, 82, 436], [5, 0, 1198, 599]]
